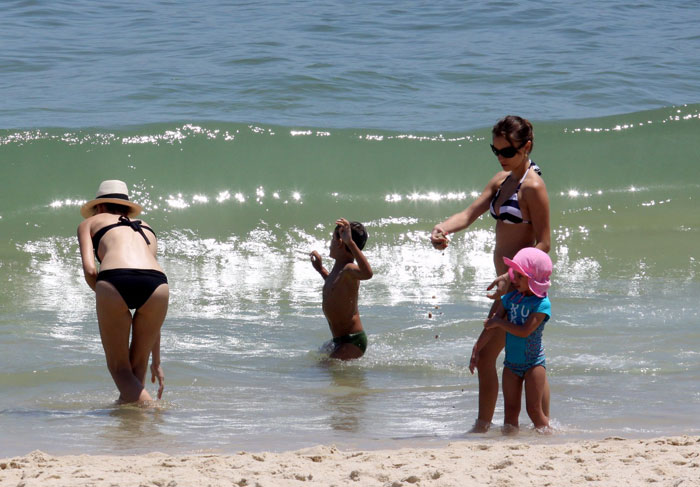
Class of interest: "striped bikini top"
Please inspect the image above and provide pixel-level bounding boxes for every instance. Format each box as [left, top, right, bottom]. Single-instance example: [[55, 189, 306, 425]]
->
[[91, 216, 156, 263], [489, 161, 542, 225]]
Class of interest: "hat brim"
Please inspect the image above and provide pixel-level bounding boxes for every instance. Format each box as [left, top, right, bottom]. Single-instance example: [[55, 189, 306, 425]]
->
[[503, 256, 549, 298], [503, 256, 527, 279], [80, 198, 143, 219]]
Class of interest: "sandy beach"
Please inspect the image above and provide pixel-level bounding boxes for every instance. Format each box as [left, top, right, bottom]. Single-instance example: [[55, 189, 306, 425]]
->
[[1, 436, 698, 487]]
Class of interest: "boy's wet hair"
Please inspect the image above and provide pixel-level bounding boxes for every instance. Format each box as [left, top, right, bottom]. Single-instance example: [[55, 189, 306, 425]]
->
[[335, 221, 369, 250]]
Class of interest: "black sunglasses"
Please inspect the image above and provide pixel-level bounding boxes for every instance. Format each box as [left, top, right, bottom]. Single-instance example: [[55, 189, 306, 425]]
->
[[490, 139, 529, 158]]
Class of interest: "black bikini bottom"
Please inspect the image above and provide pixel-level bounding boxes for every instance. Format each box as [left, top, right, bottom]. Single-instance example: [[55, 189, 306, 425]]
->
[[97, 268, 168, 310]]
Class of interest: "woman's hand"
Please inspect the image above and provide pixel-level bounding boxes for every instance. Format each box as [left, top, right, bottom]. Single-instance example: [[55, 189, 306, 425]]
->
[[468, 344, 479, 374], [430, 226, 449, 250], [150, 363, 165, 400], [483, 317, 501, 330], [486, 272, 510, 299]]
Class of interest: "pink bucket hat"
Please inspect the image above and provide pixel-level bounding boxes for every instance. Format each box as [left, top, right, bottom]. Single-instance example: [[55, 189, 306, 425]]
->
[[503, 247, 552, 297]]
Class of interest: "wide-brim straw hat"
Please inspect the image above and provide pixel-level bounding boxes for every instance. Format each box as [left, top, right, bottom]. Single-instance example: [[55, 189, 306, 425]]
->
[[80, 180, 143, 218]]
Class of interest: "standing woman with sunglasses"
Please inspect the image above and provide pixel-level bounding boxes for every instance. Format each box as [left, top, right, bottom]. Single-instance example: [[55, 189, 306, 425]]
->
[[430, 115, 551, 432]]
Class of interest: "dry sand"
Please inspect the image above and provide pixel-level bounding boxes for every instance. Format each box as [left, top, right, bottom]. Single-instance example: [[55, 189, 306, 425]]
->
[[1, 436, 698, 487]]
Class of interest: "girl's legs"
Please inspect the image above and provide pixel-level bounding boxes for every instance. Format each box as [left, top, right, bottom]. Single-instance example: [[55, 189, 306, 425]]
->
[[95, 281, 152, 403], [543, 375, 550, 417], [502, 366, 523, 431], [524, 365, 549, 428], [130, 284, 169, 385]]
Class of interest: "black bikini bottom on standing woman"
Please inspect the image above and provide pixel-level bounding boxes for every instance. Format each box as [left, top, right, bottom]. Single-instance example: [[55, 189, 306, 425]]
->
[[96, 268, 168, 310]]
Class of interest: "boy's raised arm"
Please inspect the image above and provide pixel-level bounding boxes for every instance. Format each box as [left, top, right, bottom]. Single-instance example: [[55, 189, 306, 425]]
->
[[344, 240, 373, 280], [310, 251, 329, 279], [337, 218, 372, 280]]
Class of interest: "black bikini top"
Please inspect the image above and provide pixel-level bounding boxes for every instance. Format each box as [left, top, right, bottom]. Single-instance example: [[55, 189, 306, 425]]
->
[[91, 216, 157, 263]]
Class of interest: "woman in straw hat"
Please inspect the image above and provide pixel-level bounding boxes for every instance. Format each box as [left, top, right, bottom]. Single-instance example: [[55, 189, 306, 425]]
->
[[77, 180, 168, 404], [430, 115, 551, 432]]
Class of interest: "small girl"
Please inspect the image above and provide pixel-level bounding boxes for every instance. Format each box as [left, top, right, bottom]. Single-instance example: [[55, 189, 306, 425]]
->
[[483, 247, 552, 432]]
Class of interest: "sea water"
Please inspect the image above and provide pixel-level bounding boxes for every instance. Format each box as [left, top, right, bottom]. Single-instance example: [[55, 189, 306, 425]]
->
[[1, 1, 699, 456]]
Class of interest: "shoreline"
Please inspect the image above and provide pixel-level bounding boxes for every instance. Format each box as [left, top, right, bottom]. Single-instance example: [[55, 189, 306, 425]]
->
[[2, 436, 698, 487]]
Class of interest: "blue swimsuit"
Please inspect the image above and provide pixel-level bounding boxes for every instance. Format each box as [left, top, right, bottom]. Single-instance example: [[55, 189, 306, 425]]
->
[[501, 291, 551, 377]]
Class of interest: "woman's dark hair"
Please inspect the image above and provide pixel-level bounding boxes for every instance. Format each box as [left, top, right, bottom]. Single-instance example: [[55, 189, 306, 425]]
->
[[100, 203, 131, 216], [492, 115, 534, 153]]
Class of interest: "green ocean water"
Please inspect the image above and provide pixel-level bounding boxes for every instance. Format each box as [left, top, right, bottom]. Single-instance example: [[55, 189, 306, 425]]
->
[[3, 106, 700, 268], [1, 106, 699, 455]]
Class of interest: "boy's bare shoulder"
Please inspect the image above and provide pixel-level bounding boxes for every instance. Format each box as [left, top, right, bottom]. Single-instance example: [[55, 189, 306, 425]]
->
[[340, 262, 362, 276]]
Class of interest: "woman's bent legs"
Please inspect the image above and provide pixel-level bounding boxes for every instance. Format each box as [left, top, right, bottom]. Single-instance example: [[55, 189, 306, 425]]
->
[[96, 282, 150, 403], [131, 284, 169, 385], [96, 281, 168, 403]]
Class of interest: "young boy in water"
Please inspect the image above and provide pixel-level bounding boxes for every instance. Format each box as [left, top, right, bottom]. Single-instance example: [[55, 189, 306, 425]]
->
[[481, 247, 552, 432], [310, 218, 373, 360]]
